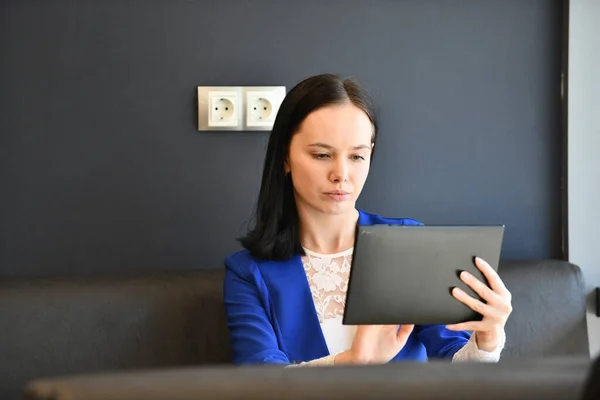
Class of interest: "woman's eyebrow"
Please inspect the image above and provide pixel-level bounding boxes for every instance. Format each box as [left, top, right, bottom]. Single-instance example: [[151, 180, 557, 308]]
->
[[306, 143, 370, 150]]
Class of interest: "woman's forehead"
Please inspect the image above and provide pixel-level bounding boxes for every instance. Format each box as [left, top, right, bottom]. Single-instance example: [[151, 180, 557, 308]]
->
[[294, 104, 373, 145]]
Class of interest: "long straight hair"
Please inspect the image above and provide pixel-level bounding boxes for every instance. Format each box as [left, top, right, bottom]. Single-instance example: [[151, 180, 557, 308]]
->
[[238, 73, 379, 261]]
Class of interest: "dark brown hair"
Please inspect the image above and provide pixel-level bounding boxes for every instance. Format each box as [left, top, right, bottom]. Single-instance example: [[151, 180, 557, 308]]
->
[[238, 73, 379, 260]]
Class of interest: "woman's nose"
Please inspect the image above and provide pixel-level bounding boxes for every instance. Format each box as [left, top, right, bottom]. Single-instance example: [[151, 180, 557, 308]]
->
[[330, 160, 349, 183]]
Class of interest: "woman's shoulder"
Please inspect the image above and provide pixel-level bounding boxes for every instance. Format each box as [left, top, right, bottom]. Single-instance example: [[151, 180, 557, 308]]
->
[[224, 249, 296, 274], [224, 249, 253, 268], [358, 209, 424, 226]]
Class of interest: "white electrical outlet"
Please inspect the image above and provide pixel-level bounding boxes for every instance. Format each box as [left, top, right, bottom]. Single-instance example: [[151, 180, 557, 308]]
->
[[244, 87, 286, 130], [208, 91, 238, 127], [197, 86, 242, 131]]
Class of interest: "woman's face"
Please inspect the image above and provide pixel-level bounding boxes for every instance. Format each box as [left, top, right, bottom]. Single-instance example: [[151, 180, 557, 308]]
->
[[286, 103, 374, 216]]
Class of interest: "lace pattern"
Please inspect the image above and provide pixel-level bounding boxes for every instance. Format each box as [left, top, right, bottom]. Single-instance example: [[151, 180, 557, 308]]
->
[[302, 247, 353, 323]]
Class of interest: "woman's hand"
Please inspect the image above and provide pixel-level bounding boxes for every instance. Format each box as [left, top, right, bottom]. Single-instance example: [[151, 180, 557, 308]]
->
[[335, 324, 414, 365], [446, 257, 513, 352]]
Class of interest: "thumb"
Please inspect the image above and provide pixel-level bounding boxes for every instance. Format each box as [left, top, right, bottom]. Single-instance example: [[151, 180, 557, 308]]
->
[[396, 324, 415, 342]]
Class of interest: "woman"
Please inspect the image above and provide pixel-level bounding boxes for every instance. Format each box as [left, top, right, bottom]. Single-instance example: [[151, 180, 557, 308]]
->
[[223, 73, 513, 366]]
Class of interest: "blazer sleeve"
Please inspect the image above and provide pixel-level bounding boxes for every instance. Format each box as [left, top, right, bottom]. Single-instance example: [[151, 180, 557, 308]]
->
[[415, 324, 471, 359], [223, 252, 290, 365]]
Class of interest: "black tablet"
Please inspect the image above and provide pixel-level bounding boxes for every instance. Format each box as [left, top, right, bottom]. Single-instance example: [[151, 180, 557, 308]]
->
[[343, 224, 504, 326]]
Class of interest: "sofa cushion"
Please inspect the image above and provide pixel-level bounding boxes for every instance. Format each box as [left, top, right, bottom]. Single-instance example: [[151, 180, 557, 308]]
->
[[498, 259, 589, 358]]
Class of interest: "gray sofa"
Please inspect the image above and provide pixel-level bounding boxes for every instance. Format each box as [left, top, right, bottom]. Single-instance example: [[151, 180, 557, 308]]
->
[[0, 259, 590, 399], [22, 357, 594, 400]]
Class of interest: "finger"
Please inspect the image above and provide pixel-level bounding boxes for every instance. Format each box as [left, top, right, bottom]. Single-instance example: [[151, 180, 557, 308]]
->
[[446, 321, 486, 331], [460, 271, 502, 304], [452, 287, 500, 317], [474, 257, 509, 295], [396, 324, 415, 341]]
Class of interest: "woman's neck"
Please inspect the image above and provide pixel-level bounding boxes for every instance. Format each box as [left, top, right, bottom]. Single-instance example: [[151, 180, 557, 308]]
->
[[297, 207, 359, 255]]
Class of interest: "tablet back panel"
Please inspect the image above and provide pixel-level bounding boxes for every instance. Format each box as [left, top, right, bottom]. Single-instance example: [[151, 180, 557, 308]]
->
[[343, 225, 504, 326]]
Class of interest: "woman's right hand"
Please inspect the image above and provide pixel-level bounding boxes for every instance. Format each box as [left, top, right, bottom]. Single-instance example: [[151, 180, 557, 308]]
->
[[335, 324, 415, 365]]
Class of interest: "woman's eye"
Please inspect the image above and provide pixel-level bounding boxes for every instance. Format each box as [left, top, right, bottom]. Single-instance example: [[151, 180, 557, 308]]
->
[[351, 155, 366, 161], [312, 153, 330, 160]]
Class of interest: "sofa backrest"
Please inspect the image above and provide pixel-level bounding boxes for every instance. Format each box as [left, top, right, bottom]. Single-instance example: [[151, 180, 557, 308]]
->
[[0, 259, 589, 399], [22, 357, 592, 400], [499, 259, 589, 358], [0, 270, 232, 400]]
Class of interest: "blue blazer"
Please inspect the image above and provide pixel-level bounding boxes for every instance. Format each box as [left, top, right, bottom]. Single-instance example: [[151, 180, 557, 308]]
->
[[223, 209, 471, 364]]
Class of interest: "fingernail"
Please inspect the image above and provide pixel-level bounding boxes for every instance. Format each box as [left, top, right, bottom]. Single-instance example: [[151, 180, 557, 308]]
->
[[461, 271, 471, 280]]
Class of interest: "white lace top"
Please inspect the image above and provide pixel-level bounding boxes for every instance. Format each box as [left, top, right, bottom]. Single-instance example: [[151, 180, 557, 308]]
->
[[303, 247, 357, 355], [293, 247, 506, 366]]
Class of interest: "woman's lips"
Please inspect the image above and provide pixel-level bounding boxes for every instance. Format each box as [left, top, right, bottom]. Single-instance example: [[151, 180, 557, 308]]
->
[[325, 191, 351, 201]]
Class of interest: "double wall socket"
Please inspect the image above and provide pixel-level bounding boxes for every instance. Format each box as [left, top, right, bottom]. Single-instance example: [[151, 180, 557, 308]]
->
[[197, 86, 286, 131]]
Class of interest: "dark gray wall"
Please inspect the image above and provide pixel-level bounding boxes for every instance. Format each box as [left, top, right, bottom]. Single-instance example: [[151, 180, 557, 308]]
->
[[0, 0, 563, 277]]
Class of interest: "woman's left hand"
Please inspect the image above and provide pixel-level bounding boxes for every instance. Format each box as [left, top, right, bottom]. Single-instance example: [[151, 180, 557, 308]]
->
[[446, 257, 513, 352]]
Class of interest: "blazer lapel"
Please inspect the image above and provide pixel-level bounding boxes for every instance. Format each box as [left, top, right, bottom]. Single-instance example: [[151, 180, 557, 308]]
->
[[259, 255, 329, 363], [257, 209, 373, 363]]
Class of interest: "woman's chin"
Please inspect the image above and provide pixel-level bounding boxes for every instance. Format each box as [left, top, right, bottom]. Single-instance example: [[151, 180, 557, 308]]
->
[[295, 194, 356, 216], [316, 201, 356, 215]]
